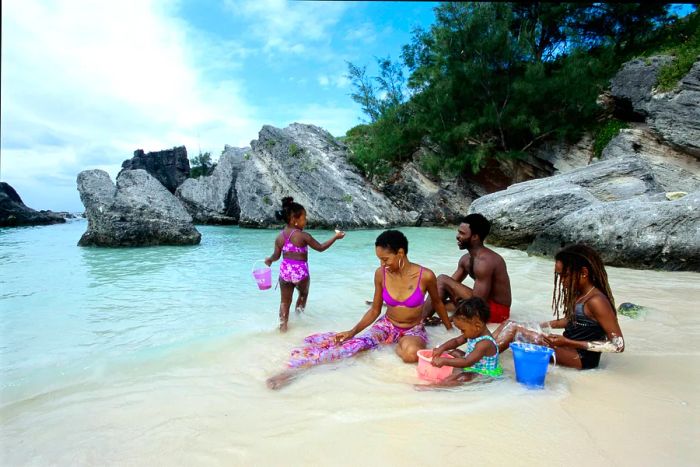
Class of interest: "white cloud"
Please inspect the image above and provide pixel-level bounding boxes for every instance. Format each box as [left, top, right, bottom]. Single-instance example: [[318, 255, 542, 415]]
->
[[1, 0, 264, 211], [318, 76, 330, 87], [345, 22, 378, 44], [226, 0, 347, 57]]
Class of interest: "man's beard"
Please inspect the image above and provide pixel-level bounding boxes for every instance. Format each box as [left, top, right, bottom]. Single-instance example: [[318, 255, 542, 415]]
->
[[458, 239, 469, 250]]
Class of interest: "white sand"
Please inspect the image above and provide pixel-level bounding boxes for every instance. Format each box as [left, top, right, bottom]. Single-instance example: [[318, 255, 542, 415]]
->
[[2, 249, 699, 466]]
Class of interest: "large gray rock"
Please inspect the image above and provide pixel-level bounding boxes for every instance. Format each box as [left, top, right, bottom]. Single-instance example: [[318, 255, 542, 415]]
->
[[77, 169, 200, 247], [381, 162, 475, 225], [235, 123, 412, 228], [533, 134, 594, 174], [610, 55, 674, 119], [0, 182, 66, 227], [120, 146, 190, 193], [647, 60, 700, 157], [467, 156, 663, 249], [175, 145, 247, 224], [528, 191, 700, 271], [602, 127, 700, 193]]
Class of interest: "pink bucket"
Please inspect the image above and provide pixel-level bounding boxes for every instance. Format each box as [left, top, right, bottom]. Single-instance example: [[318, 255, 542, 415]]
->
[[252, 262, 272, 290], [416, 349, 455, 382]]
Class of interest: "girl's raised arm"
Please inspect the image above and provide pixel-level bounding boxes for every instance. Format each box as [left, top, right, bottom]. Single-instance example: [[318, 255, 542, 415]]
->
[[304, 230, 345, 252]]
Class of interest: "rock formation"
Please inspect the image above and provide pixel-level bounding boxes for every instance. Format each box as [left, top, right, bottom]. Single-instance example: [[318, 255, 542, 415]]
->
[[120, 146, 190, 193], [175, 145, 247, 224], [77, 169, 200, 247], [235, 123, 413, 228], [0, 182, 66, 227]]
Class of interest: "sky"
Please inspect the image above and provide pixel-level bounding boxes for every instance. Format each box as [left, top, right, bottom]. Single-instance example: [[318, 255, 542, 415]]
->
[[1, 0, 438, 212]]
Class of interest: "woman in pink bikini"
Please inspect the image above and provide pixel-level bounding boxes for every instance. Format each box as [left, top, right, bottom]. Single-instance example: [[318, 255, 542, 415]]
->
[[267, 230, 452, 389], [265, 197, 345, 332]]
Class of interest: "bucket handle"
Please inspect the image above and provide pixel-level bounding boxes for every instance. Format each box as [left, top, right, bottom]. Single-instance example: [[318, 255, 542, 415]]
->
[[252, 259, 269, 273]]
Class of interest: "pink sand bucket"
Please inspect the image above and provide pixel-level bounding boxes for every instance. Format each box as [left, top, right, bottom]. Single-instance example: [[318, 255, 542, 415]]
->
[[252, 261, 272, 290], [417, 349, 455, 382]]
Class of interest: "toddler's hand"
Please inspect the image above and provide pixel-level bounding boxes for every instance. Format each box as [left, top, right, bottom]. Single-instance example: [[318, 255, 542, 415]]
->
[[432, 356, 445, 368]]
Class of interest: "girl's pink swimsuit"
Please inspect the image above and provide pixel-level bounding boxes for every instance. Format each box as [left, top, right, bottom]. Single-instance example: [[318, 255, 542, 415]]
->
[[286, 268, 428, 368], [279, 229, 309, 284]]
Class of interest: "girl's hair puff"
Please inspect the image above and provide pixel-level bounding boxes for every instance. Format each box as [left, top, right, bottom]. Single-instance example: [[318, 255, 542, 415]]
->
[[274, 196, 305, 224], [453, 297, 490, 323]]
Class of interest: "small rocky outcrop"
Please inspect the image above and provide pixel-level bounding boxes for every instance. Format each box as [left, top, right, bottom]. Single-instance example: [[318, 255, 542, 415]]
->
[[527, 191, 699, 271], [533, 134, 594, 174], [380, 161, 476, 225], [647, 60, 700, 157], [467, 156, 663, 249], [235, 123, 413, 228], [602, 126, 700, 193], [610, 55, 674, 120], [77, 169, 201, 247], [0, 182, 66, 227], [175, 145, 247, 224], [120, 146, 190, 193]]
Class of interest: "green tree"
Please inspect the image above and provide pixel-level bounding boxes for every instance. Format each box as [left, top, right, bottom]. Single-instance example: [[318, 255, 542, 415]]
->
[[189, 151, 215, 178]]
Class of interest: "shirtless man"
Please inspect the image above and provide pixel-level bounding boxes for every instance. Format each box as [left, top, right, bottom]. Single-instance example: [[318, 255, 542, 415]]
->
[[423, 213, 512, 324]]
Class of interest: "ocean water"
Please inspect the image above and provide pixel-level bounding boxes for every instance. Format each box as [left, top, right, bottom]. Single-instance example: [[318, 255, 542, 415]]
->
[[1, 220, 699, 466]]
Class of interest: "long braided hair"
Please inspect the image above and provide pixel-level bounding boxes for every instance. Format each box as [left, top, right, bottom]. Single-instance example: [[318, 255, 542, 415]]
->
[[552, 244, 615, 321]]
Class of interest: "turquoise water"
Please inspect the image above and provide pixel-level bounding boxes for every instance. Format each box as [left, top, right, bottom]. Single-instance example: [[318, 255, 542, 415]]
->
[[2, 220, 699, 466]]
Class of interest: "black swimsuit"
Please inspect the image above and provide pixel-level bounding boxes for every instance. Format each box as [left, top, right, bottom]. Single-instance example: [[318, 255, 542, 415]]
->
[[563, 299, 608, 370]]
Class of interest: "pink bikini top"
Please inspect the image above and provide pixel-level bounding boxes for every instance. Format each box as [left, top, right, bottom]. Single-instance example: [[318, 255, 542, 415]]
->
[[382, 267, 426, 308], [282, 229, 308, 253]]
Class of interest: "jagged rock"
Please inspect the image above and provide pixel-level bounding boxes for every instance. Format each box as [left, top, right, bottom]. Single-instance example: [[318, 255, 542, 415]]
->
[[175, 145, 248, 224], [527, 191, 700, 272], [467, 156, 664, 249], [0, 182, 66, 227], [380, 161, 475, 225], [120, 146, 190, 193], [647, 60, 700, 157], [610, 55, 674, 120], [533, 134, 594, 174], [77, 169, 200, 247], [235, 123, 412, 228], [601, 126, 700, 193]]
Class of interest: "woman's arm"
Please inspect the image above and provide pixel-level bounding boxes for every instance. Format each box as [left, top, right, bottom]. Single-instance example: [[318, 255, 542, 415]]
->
[[305, 230, 345, 252], [540, 317, 569, 329], [547, 296, 624, 352], [424, 268, 453, 330], [434, 340, 492, 368], [265, 236, 283, 266], [335, 268, 383, 343]]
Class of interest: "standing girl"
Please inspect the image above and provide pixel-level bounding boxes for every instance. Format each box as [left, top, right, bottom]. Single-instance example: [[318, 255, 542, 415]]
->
[[265, 197, 344, 332]]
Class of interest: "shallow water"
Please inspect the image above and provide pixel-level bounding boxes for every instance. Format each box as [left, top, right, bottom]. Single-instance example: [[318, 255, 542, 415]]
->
[[1, 221, 698, 465]]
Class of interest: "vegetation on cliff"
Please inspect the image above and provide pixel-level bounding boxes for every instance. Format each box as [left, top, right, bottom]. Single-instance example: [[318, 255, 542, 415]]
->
[[345, 3, 698, 179]]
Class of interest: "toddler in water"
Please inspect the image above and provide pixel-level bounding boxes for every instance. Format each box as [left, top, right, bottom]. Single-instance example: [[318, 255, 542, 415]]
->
[[427, 297, 502, 386], [265, 197, 344, 332]]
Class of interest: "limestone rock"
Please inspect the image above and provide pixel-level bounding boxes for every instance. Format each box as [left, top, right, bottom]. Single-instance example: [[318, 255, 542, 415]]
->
[[176, 146, 248, 224], [527, 191, 700, 271], [610, 55, 674, 119], [467, 156, 663, 249], [647, 60, 700, 157], [120, 146, 190, 193], [0, 182, 66, 227], [235, 123, 411, 228], [77, 169, 200, 247], [601, 126, 700, 193]]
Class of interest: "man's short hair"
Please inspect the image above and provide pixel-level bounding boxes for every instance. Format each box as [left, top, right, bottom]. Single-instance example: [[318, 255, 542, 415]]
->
[[460, 213, 491, 241]]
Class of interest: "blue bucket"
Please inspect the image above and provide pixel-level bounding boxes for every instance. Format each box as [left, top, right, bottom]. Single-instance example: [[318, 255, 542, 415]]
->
[[510, 342, 555, 389]]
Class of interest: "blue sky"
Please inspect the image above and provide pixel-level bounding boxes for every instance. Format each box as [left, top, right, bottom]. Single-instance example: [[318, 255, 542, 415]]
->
[[1, 0, 438, 212]]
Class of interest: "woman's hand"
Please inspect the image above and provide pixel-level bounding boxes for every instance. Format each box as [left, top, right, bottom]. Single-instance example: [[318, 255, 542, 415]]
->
[[544, 334, 569, 348], [334, 330, 354, 344]]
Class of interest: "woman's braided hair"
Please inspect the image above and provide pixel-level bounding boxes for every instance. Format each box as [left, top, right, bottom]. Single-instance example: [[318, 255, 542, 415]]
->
[[552, 244, 615, 321]]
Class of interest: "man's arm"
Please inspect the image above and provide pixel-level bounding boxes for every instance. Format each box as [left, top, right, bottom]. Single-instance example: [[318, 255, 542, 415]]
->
[[471, 255, 494, 300], [451, 254, 470, 282]]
